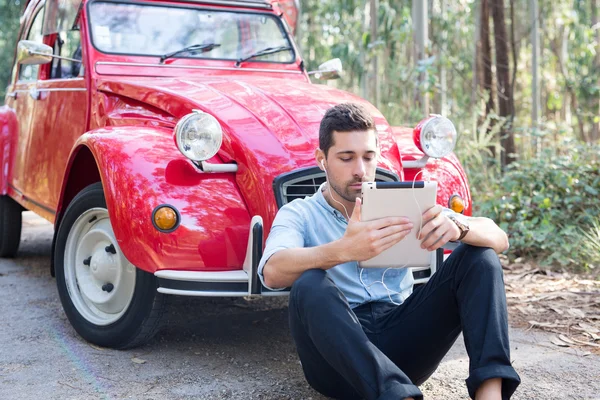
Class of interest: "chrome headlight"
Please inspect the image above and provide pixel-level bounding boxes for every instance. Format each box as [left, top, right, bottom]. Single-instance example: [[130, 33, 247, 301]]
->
[[174, 110, 222, 162], [413, 115, 457, 158]]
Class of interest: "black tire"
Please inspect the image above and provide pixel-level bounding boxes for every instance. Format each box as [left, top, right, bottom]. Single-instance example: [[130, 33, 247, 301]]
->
[[0, 195, 23, 257], [54, 182, 166, 349]]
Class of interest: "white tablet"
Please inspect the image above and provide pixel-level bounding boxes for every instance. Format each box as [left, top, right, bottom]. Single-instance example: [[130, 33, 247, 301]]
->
[[359, 181, 438, 268]]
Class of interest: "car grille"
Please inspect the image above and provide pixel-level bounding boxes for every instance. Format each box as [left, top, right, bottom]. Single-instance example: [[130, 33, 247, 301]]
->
[[280, 174, 327, 206], [273, 167, 399, 208]]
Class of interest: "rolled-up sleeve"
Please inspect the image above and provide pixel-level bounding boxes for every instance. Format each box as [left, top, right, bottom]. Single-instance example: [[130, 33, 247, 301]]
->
[[258, 204, 306, 290]]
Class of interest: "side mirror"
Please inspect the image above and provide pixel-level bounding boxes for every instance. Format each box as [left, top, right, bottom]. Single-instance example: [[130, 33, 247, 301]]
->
[[17, 40, 53, 65], [308, 58, 342, 80]]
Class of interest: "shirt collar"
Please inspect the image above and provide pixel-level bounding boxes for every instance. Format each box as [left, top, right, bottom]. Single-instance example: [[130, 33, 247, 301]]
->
[[314, 183, 348, 222]]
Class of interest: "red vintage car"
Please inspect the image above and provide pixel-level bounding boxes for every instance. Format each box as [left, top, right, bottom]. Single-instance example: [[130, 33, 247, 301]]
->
[[0, 0, 471, 348]]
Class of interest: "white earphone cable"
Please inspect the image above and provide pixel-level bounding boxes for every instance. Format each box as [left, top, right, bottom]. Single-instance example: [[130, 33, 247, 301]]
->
[[321, 159, 432, 305], [322, 160, 351, 221], [358, 168, 430, 305]]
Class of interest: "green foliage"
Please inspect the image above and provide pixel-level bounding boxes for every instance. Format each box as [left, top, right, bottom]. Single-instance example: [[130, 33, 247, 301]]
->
[[474, 142, 600, 270], [536, 0, 599, 142], [455, 112, 505, 198], [579, 218, 600, 268], [294, 0, 600, 271], [0, 0, 22, 104], [0, 0, 597, 271]]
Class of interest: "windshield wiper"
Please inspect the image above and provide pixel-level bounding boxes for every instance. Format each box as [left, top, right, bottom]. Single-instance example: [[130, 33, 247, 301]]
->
[[159, 43, 220, 64], [235, 46, 293, 67]]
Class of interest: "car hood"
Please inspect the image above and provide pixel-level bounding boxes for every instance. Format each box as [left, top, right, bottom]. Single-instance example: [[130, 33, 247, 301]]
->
[[98, 76, 399, 166], [96, 76, 403, 221]]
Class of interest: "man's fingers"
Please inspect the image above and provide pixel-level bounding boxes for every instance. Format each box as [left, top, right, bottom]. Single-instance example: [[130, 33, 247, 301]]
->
[[417, 212, 444, 240], [374, 223, 413, 240], [419, 227, 442, 248], [417, 220, 435, 240], [425, 233, 446, 251], [420, 225, 451, 250], [377, 230, 412, 252], [422, 204, 443, 222], [350, 197, 362, 222], [368, 216, 411, 230]]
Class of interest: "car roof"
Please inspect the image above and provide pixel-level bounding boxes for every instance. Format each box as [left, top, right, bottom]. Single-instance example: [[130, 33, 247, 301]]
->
[[169, 0, 273, 9], [22, 0, 275, 11]]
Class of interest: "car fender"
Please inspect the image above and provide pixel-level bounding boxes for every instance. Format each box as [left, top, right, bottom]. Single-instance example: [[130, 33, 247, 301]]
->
[[393, 127, 472, 216], [0, 105, 18, 195], [406, 153, 472, 216], [65, 126, 252, 274]]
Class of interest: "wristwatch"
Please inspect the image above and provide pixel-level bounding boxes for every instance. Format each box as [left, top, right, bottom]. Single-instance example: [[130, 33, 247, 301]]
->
[[447, 213, 470, 242]]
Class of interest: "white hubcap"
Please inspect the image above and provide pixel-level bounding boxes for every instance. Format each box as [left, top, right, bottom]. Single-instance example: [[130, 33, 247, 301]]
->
[[64, 208, 136, 326]]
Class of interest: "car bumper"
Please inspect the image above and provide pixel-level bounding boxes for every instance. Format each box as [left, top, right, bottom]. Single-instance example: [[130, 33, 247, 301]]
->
[[155, 216, 289, 297], [154, 216, 447, 297]]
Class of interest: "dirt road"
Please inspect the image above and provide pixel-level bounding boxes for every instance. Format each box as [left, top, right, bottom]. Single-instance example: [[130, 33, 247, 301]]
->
[[0, 213, 599, 399]]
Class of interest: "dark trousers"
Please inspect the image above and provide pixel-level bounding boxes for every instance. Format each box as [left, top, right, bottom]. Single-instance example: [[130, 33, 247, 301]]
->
[[288, 244, 521, 400]]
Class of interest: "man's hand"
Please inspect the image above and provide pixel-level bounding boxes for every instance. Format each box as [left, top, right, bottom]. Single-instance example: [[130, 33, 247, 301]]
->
[[418, 204, 461, 251], [338, 198, 414, 263]]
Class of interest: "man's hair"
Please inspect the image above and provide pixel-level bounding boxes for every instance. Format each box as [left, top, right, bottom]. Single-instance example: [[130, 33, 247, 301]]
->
[[319, 103, 376, 158]]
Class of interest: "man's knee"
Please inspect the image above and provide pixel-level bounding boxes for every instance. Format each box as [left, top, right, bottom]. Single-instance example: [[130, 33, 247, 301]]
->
[[453, 244, 503, 278], [470, 246, 502, 274], [292, 268, 326, 291], [290, 269, 335, 308]]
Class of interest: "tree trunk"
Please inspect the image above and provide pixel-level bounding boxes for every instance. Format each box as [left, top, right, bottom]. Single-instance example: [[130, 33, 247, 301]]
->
[[552, 24, 588, 142], [361, 0, 368, 100], [440, 0, 448, 116], [413, 0, 429, 115], [479, 0, 497, 159], [490, 0, 516, 167], [592, 0, 600, 142], [472, 0, 481, 108], [480, 0, 494, 116], [510, 0, 517, 122], [370, 0, 379, 108], [530, 0, 541, 156]]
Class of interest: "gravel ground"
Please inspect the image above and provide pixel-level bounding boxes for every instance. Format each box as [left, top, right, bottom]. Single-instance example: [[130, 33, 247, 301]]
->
[[0, 212, 599, 399]]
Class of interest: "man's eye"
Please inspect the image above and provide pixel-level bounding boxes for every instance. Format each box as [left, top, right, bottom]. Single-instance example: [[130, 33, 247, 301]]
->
[[340, 158, 352, 162], [364, 157, 375, 162]]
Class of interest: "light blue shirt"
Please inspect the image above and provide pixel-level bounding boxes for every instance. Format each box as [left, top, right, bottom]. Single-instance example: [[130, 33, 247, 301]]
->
[[258, 183, 414, 308]]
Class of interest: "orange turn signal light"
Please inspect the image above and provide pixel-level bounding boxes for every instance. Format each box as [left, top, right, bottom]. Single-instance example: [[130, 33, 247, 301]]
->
[[152, 205, 179, 232], [449, 195, 465, 214]]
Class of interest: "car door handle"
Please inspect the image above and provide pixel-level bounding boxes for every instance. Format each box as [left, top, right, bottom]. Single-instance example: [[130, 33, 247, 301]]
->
[[29, 88, 40, 100]]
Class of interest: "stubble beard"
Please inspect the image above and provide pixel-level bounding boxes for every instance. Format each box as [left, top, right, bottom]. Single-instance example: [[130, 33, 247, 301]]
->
[[329, 178, 363, 204]]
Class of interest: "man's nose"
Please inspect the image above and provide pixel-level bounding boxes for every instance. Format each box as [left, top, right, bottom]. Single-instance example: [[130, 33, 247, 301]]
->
[[353, 159, 366, 178]]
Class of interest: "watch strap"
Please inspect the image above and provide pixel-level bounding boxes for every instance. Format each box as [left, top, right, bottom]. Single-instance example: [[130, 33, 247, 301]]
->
[[448, 214, 469, 242]]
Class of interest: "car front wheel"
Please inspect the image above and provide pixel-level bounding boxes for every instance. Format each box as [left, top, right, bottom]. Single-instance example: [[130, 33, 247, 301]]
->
[[55, 182, 165, 349], [0, 195, 22, 257]]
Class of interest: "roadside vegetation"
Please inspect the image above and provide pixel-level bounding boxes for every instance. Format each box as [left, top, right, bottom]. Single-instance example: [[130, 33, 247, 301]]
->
[[460, 128, 600, 270], [299, 0, 600, 273], [1, 0, 598, 271]]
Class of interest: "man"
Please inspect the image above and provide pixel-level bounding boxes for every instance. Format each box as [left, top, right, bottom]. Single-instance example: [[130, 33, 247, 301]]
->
[[258, 103, 520, 400]]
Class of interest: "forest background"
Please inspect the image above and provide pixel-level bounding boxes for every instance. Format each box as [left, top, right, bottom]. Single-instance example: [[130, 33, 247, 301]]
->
[[0, 0, 599, 271]]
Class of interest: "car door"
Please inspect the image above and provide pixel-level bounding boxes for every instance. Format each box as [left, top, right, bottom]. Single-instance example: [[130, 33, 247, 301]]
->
[[25, 27, 87, 212], [8, 2, 45, 197]]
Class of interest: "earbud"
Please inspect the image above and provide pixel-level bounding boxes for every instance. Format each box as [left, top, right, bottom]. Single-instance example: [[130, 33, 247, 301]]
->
[[321, 160, 325, 169]]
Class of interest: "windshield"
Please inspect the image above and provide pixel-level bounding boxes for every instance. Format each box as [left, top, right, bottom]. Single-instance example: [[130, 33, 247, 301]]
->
[[87, 1, 295, 63]]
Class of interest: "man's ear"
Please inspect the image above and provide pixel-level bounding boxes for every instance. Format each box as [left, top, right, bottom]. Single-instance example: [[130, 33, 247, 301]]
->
[[315, 148, 326, 171]]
